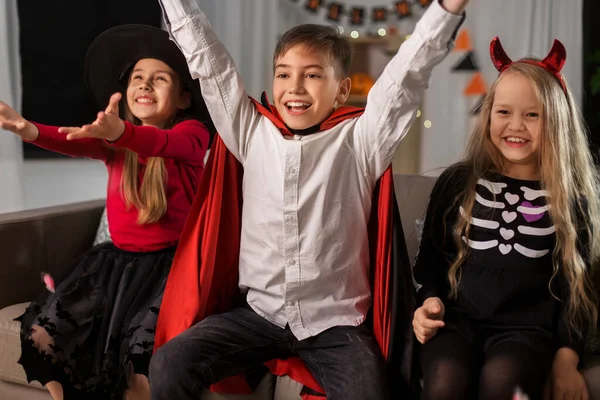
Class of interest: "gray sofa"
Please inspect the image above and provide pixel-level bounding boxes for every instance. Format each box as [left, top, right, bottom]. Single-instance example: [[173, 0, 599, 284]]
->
[[0, 175, 598, 399]]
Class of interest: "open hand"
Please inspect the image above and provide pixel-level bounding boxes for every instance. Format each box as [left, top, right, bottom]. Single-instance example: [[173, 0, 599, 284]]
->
[[0, 101, 39, 141], [413, 297, 445, 344], [59, 93, 125, 142], [441, 0, 470, 15], [549, 348, 588, 400]]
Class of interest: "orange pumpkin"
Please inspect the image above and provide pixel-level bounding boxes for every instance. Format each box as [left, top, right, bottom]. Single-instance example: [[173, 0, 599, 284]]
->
[[350, 73, 375, 96]]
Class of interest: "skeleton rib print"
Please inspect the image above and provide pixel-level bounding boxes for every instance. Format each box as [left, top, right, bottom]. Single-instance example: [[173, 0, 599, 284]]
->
[[461, 178, 555, 258]]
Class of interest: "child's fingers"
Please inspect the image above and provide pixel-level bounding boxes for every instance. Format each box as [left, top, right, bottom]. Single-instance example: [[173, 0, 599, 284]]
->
[[66, 125, 94, 140], [419, 317, 445, 330], [424, 298, 444, 318], [426, 301, 441, 314], [414, 328, 437, 344], [105, 93, 122, 115], [416, 324, 437, 338], [428, 304, 443, 318], [92, 111, 107, 126], [413, 324, 426, 343], [413, 325, 428, 340], [414, 307, 444, 331], [0, 120, 27, 134], [413, 319, 441, 341], [0, 120, 16, 131], [414, 305, 444, 343], [58, 127, 81, 134], [66, 131, 85, 140]]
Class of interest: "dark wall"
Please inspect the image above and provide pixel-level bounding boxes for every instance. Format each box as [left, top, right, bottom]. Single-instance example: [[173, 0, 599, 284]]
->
[[18, 1, 162, 158], [583, 0, 600, 163]]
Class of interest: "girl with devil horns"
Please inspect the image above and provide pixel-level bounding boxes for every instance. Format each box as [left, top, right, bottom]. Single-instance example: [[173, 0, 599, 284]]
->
[[0, 25, 214, 399], [412, 37, 599, 399]]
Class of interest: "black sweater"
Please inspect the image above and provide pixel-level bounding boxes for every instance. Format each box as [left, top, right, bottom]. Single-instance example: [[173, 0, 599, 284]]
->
[[413, 164, 589, 355]]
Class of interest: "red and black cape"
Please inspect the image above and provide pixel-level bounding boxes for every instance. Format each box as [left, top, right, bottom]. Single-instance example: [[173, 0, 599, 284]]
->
[[154, 93, 416, 398]]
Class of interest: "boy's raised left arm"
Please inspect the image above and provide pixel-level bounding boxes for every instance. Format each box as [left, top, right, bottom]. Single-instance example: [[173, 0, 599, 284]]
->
[[352, 0, 469, 180]]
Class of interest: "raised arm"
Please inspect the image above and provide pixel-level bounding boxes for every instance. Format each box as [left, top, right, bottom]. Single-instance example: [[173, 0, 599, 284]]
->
[[352, 0, 466, 180], [158, 0, 259, 163], [107, 120, 209, 164]]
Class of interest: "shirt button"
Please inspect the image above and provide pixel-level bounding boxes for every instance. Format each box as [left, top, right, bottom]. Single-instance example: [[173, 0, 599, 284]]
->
[[290, 168, 296, 174], [289, 259, 295, 265]]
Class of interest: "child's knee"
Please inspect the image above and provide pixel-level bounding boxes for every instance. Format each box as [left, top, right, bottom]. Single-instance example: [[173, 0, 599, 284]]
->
[[422, 359, 472, 400], [478, 364, 540, 400], [30, 324, 55, 352]]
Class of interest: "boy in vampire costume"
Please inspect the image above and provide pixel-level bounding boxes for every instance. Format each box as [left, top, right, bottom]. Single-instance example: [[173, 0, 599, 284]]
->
[[149, 0, 469, 399]]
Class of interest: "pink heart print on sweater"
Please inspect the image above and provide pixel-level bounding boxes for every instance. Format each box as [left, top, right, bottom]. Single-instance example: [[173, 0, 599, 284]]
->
[[520, 201, 545, 223]]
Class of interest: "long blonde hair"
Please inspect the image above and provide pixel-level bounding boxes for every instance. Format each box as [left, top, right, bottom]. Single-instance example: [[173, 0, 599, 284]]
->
[[449, 61, 600, 339], [120, 104, 168, 225]]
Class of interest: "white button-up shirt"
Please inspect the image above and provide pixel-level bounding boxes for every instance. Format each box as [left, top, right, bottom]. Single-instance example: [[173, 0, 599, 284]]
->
[[159, 0, 463, 340]]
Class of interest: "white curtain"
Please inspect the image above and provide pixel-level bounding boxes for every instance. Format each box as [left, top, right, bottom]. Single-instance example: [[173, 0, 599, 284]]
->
[[0, 0, 24, 213], [419, 0, 583, 175], [195, 0, 279, 99]]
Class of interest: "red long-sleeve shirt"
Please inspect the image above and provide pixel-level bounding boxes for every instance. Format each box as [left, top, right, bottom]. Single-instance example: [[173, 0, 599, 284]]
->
[[30, 119, 209, 252]]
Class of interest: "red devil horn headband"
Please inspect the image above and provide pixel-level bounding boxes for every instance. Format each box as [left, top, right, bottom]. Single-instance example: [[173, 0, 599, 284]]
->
[[489, 36, 567, 93]]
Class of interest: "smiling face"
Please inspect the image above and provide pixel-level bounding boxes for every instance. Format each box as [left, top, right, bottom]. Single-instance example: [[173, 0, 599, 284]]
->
[[272, 45, 350, 130], [490, 72, 543, 179], [125, 58, 190, 128]]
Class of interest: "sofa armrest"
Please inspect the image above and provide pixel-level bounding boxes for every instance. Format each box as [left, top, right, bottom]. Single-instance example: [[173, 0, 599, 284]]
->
[[0, 199, 105, 309]]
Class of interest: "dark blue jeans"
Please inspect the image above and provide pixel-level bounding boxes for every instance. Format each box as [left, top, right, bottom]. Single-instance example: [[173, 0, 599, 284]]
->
[[149, 306, 389, 399]]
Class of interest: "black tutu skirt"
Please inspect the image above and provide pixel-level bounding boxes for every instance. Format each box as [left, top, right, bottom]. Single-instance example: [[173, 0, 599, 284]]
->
[[17, 242, 176, 399]]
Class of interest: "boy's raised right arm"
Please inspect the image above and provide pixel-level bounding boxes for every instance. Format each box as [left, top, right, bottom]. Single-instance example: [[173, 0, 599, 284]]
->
[[158, 0, 258, 163]]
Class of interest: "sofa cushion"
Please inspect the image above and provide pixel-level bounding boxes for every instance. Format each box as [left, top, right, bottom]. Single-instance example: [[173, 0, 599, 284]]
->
[[0, 380, 50, 399], [0, 302, 44, 389], [93, 207, 112, 246], [273, 376, 302, 400]]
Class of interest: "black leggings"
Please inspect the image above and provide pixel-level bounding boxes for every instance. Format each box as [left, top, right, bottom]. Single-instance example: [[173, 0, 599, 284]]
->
[[419, 329, 554, 400]]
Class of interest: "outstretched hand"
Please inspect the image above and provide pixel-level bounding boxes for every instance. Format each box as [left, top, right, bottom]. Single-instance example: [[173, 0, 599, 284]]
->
[[59, 93, 125, 142], [0, 100, 39, 141]]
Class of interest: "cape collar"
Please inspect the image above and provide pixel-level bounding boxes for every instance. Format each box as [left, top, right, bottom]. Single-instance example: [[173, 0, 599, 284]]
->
[[254, 92, 364, 136]]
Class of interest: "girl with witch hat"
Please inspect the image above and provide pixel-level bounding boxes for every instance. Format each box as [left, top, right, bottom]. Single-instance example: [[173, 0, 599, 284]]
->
[[0, 24, 214, 399]]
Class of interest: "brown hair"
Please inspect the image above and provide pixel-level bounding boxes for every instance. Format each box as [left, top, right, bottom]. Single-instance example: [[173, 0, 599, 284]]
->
[[119, 70, 195, 225], [449, 61, 600, 339], [273, 24, 352, 79]]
